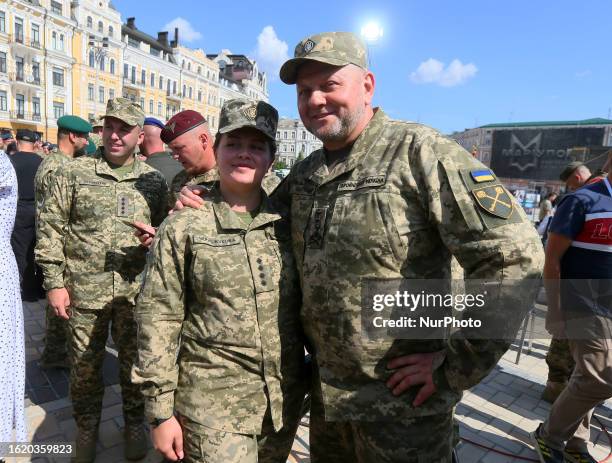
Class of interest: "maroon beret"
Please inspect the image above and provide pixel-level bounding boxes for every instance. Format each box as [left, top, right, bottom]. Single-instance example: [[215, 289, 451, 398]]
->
[[160, 110, 207, 144]]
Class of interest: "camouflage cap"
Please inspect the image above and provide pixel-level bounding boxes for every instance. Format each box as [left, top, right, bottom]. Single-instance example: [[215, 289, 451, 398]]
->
[[217, 99, 278, 142], [101, 97, 145, 127], [279, 31, 367, 84], [559, 161, 584, 181]]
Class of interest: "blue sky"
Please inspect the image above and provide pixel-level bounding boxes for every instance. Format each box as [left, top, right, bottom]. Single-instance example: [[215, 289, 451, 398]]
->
[[112, 0, 611, 134]]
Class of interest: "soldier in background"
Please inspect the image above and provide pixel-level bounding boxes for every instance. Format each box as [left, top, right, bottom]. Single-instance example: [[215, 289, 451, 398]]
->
[[0, 132, 15, 155], [140, 117, 182, 187], [35, 98, 167, 463], [10, 129, 43, 301], [35, 115, 92, 369]]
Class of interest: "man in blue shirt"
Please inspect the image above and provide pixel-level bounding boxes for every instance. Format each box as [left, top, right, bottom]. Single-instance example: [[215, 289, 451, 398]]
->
[[531, 162, 612, 463]]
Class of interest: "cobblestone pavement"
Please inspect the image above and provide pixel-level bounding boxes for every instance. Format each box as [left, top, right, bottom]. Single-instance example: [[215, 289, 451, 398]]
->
[[4, 299, 611, 462]]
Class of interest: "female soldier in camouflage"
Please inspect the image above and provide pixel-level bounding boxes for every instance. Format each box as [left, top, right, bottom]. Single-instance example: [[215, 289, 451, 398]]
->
[[132, 99, 307, 463]]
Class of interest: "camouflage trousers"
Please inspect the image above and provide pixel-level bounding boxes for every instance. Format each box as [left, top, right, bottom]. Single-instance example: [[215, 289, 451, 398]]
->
[[68, 301, 144, 430], [41, 304, 68, 362], [179, 408, 299, 463], [546, 337, 575, 383], [309, 385, 456, 463]]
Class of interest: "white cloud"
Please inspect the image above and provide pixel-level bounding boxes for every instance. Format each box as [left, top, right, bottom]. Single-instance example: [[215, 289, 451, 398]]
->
[[163, 17, 202, 43], [252, 26, 289, 79], [410, 58, 477, 87], [575, 69, 592, 78]]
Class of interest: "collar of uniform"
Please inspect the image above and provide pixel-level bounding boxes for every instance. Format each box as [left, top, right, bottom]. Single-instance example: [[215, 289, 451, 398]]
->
[[308, 107, 388, 185], [95, 152, 144, 181], [192, 167, 219, 185], [211, 187, 282, 231]]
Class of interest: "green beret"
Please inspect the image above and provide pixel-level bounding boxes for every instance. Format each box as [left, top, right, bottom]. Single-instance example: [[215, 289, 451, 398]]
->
[[58, 115, 93, 134]]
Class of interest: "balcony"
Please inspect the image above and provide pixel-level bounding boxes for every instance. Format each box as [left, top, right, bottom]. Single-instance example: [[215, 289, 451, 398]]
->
[[9, 72, 42, 87], [10, 110, 42, 122], [122, 76, 145, 90], [30, 40, 41, 49], [166, 90, 182, 102], [8, 34, 43, 52]]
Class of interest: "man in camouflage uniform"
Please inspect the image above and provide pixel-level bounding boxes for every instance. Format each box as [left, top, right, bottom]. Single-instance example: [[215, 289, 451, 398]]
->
[[35, 114, 91, 369], [35, 98, 167, 463], [133, 99, 306, 463], [272, 32, 544, 462]]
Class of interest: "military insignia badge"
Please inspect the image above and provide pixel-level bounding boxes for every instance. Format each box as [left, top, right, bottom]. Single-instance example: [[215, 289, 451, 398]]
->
[[166, 121, 176, 133], [303, 39, 316, 54], [470, 169, 495, 183], [472, 185, 513, 219], [243, 105, 257, 120]]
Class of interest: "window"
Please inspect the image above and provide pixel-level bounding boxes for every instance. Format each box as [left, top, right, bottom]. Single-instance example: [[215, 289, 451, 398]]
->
[[99, 86, 105, 103], [15, 18, 23, 42], [128, 36, 139, 48], [87, 16, 92, 29], [149, 100, 153, 114], [97, 21, 103, 33], [150, 73, 155, 87], [301, 131, 306, 139], [108, 26, 114, 38], [31, 24, 40, 46], [159, 76, 163, 90], [141, 69, 146, 85], [123, 63, 128, 77], [197, 66, 201, 75], [283, 131, 287, 139], [150, 47, 160, 57], [99, 57, 105, 72], [173, 81, 177, 94], [182, 84, 186, 96], [88, 50, 94, 67], [16, 94, 25, 117], [0, 11, 5, 33], [157, 102, 162, 116], [166, 80, 170, 94], [32, 97, 40, 116], [290, 145, 295, 152], [198, 90, 202, 102], [15, 57, 24, 80], [188, 87, 193, 99], [53, 101, 64, 119], [0, 91, 6, 111], [59, 34, 64, 50], [52, 68, 64, 87], [52, 31, 57, 49], [32, 62, 40, 83], [51, 0, 62, 15], [0, 52, 5, 73], [110, 59, 115, 74], [109, 88, 115, 100], [88, 84, 94, 101], [187, 62, 191, 71], [131, 66, 136, 84], [140, 97, 144, 109]]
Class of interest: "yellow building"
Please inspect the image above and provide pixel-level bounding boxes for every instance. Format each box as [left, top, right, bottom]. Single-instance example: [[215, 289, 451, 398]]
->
[[71, 0, 122, 125], [122, 17, 180, 122], [1, 0, 75, 142], [174, 45, 220, 131]]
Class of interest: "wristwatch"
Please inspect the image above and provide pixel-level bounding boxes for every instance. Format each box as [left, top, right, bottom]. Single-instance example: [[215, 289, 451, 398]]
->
[[149, 416, 172, 427]]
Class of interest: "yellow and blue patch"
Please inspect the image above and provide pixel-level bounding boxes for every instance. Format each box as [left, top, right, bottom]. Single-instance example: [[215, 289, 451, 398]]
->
[[470, 169, 495, 183]]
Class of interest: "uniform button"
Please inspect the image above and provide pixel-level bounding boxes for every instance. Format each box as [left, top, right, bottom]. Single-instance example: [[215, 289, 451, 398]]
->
[[259, 273, 265, 278], [261, 280, 266, 286], [256, 258, 262, 264], [258, 265, 264, 271]]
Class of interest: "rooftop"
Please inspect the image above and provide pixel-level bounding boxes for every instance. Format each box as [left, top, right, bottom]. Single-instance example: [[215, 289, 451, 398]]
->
[[480, 118, 612, 129]]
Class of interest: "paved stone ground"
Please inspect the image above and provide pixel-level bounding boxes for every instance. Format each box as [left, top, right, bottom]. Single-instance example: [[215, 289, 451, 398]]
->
[[4, 299, 611, 462]]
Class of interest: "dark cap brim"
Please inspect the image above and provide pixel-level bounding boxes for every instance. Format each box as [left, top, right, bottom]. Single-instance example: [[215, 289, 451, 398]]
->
[[280, 56, 355, 84]]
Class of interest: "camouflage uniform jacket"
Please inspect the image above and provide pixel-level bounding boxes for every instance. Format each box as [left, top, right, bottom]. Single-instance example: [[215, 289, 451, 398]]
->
[[169, 168, 280, 209], [133, 188, 306, 434], [168, 168, 218, 210], [35, 152, 167, 309], [273, 109, 544, 421], [34, 151, 72, 220]]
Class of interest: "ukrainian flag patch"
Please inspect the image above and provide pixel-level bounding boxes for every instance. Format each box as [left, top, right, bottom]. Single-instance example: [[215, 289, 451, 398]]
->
[[470, 169, 495, 183]]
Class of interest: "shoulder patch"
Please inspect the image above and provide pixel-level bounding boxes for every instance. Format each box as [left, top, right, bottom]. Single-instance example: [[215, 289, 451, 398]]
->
[[470, 169, 496, 183], [472, 185, 513, 219]]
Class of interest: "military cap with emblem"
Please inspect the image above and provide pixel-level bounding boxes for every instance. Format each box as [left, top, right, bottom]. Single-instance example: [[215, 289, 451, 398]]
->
[[160, 110, 206, 144], [57, 115, 93, 135], [559, 161, 584, 182], [16, 128, 37, 141], [89, 116, 104, 128], [279, 31, 368, 84], [101, 97, 145, 127], [217, 99, 278, 142]]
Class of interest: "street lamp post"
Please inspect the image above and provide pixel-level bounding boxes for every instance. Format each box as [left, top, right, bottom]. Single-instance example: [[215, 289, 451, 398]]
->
[[88, 35, 109, 117]]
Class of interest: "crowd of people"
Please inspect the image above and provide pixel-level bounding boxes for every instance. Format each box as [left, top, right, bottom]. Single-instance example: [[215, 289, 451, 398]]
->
[[0, 29, 609, 463]]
